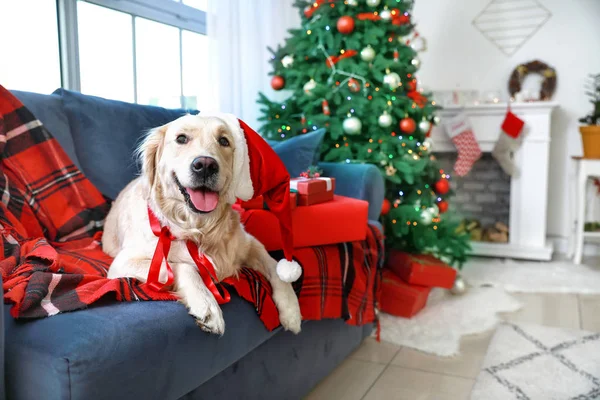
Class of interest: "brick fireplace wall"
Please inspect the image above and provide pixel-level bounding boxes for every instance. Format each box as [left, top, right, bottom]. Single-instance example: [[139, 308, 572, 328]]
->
[[436, 153, 510, 228]]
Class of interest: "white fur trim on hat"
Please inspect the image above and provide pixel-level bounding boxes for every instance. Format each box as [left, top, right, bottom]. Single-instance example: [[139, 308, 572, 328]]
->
[[201, 112, 254, 202], [276, 259, 302, 283]]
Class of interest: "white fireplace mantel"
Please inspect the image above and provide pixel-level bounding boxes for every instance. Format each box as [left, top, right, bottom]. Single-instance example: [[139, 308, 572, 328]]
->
[[431, 101, 559, 260]]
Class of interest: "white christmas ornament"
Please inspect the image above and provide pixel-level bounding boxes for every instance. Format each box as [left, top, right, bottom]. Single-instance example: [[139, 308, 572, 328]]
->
[[346, 0, 358, 5], [398, 35, 411, 46], [281, 55, 294, 68], [419, 120, 431, 133], [450, 275, 467, 295], [380, 9, 392, 20], [360, 46, 376, 62], [411, 57, 421, 69], [378, 112, 393, 128], [433, 116, 441, 125], [303, 79, 317, 95], [366, 0, 381, 6], [420, 205, 438, 225], [343, 116, 362, 134], [410, 36, 428, 52], [383, 71, 401, 90]]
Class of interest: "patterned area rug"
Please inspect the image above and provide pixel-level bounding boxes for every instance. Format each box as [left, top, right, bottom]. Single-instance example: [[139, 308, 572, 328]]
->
[[471, 323, 600, 400]]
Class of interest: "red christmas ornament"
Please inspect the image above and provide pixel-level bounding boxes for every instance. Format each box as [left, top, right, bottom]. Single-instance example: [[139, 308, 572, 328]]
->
[[392, 10, 411, 26], [271, 75, 285, 91], [434, 179, 450, 195], [337, 16, 355, 35], [399, 117, 416, 133], [348, 78, 361, 92], [381, 198, 391, 216], [393, 49, 399, 62], [437, 200, 449, 213], [322, 99, 330, 115], [406, 79, 417, 92]]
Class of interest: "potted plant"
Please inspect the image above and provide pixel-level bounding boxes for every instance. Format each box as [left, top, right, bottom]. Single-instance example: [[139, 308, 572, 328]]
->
[[579, 73, 600, 158]]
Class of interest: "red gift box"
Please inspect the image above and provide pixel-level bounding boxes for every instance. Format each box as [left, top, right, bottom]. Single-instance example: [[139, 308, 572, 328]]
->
[[290, 177, 336, 195], [386, 250, 456, 289], [379, 270, 431, 318], [297, 190, 334, 206], [240, 193, 297, 211], [241, 195, 368, 249]]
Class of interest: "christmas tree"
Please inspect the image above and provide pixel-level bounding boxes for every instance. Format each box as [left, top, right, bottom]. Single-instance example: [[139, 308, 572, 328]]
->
[[257, 0, 470, 266]]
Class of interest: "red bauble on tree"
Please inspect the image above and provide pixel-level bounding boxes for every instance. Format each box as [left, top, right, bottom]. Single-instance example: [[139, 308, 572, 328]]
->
[[271, 75, 285, 91], [434, 179, 450, 195], [381, 198, 391, 215], [348, 78, 361, 92], [437, 200, 448, 213], [406, 78, 417, 92], [337, 16, 355, 34], [399, 117, 416, 133]]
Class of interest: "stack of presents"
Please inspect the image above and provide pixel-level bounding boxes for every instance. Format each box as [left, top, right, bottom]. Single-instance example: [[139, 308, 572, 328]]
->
[[239, 175, 369, 250], [379, 251, 457, 318], [240, 172, 455, 320]]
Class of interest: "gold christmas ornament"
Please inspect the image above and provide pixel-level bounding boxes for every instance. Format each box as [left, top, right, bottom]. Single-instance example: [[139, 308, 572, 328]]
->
[[360, 46, 376, 62]]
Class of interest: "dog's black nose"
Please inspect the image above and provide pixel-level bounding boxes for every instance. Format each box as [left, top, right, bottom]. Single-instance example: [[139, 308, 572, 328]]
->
[[191, 156, 219, 177]]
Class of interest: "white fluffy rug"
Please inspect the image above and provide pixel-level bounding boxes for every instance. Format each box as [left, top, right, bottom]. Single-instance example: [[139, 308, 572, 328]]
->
[[471, 322, 600, 400], [462, 258, 600, 294], [377, 286, 521, 356]]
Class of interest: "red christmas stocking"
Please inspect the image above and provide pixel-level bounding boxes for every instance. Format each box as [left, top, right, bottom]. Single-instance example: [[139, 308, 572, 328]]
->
[[492, 109, 525, 177], [444, 112, 482, 177]]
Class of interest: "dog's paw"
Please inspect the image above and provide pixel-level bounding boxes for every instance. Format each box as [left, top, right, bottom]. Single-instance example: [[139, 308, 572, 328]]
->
[[275, 292, 302, 334], [186, 293, 225, 335], [279, 305, 302, 334]]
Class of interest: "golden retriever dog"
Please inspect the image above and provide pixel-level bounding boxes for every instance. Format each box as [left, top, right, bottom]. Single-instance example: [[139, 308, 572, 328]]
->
[[102, 114, 302, 335]]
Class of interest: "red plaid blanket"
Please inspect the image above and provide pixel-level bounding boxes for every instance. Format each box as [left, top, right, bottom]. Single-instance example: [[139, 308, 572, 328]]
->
[[0, 86, 382, 330]]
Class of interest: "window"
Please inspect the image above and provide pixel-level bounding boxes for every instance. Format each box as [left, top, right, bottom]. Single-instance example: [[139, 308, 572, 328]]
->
[[1, 0, 209, 110], [0, 0, 61, 93]]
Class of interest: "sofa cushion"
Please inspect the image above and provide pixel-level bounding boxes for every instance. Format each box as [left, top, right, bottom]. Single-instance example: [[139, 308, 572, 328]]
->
[[267, 129, 325, 178], [54, 89, 197, 199], [10, 90, 81, 169], [4, 296, 278, 400]]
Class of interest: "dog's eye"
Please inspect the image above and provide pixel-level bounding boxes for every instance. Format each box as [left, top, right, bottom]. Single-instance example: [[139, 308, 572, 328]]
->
[[175, 134, 189, 145], [218, 137, 230, 147]]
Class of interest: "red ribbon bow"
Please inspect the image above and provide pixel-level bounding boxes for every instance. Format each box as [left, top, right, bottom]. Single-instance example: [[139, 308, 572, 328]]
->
[[326, 49, 358, 68], [146, 207, 231, 304]]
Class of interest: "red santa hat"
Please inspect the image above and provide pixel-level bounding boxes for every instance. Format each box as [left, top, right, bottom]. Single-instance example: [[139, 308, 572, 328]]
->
[[208, 113, 302, 283]]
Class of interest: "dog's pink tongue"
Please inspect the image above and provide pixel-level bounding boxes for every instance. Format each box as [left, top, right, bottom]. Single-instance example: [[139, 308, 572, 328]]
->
[[186, 188, 219, 212]]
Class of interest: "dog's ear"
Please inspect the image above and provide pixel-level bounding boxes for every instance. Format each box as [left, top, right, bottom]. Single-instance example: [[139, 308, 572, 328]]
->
[[138, 124, 168, 188]]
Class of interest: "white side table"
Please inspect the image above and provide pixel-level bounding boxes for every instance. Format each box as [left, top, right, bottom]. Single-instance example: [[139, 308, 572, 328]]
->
[[569, 157, 600, 264]]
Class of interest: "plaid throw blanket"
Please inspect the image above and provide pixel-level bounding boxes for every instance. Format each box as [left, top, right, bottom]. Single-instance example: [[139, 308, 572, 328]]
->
[[0, 86, 382, 330]]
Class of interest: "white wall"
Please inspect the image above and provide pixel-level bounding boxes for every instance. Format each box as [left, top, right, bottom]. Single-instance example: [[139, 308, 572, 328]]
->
[[413, 0, 600, 239]]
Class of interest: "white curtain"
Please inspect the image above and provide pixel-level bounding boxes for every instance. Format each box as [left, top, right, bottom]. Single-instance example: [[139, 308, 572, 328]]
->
[[206, 0, 300, 130]]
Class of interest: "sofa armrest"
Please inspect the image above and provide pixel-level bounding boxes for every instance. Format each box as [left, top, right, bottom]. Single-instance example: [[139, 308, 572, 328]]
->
[[318, 162, 384, 220]]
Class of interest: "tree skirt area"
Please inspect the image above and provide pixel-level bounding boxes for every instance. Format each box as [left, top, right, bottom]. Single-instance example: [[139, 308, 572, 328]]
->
[[377, 258, 600, 357], [461, 258, 600, 294], [470, 322, 600, 400], [377, 287, 521, 356]]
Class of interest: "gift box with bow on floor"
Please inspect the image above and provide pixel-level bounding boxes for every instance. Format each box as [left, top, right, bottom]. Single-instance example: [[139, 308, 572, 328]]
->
[[378, 270, 431, 318], [290, 177, 335, 206], [379, 251, 456, 318], [386, 250, 457, 289]]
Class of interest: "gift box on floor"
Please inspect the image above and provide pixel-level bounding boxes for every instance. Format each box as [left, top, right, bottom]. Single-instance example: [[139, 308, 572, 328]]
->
[[386, 250, 456, 289], [379, 270, 431, 318], [240, 192, 297, 211], [241, 195, 368, 249], [291, 177, 335, 206]]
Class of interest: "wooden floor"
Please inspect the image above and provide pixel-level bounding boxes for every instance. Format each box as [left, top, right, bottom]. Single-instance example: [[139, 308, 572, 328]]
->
[[305, 257, 600, 400]]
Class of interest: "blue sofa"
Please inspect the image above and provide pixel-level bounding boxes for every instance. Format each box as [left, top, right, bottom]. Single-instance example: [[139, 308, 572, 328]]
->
[[1, 90, 384, 400]]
